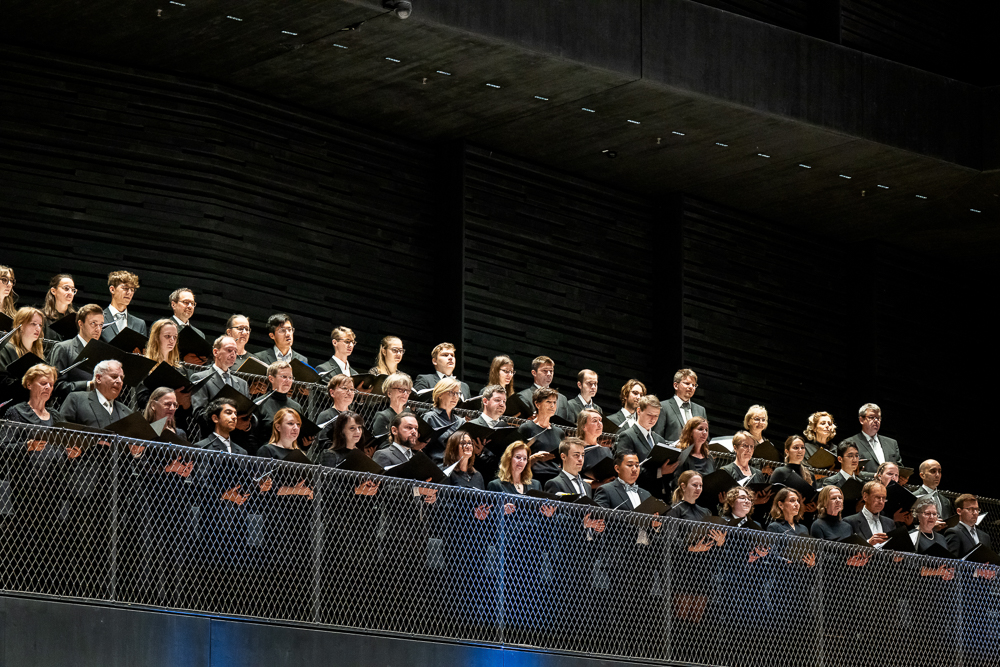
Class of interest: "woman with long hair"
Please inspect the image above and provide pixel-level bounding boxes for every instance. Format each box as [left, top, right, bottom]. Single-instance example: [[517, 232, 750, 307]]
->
[[257, 407, 303, 459], [319, 410, 365, 468], [42, 273, 77, 323], [766, 488, 808, 536], [810, 486, 851, 540], [487, 354, 515, 397], [803, 411, 837, 457], [0, 306, 46, 368], [0, 266, 17, 319], [142, 387, 187, 441], [673, 416, 715, 481], [369, 335, 405, 376], [667, 470, 710, 521], [443, 431, 484, 489]]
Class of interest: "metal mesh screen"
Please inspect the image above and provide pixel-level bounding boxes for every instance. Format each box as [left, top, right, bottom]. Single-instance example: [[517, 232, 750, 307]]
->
[[1, 419, 998, 667]]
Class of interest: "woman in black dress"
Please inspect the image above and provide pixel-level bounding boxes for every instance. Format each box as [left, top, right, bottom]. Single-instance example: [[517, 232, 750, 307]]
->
[[516, 387, 564, 486], [318, 410, 365, 468], [442, 431, 484, 490], [486, 354, 515, 398], [370, 372, 412, 437], [911, 496, 951, 555], [255, 407, 314, 619], [769, 435, 817, 520], [810, 486, 852, 540], [142, 387, 188, 442], [4, 363, 61, 426], [766, 488, 809, 537], [674, 416, 715, 483], [41, 274, 77, 341], [667, 470, 711, 521], [719, 486, 761, 529], [0, 307, 46, 369], [803, 411, 837, 458], [421, 377, 464, 465]]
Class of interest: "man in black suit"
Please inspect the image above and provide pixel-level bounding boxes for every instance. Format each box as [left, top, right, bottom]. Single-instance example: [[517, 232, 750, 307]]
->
[[190, 335, 251, 416], [653, 368, 707, 440], [595, 452, 652, 510], [841, 403, 902, 474], [544, 437, 592, 497], [468, 384, 508, 481], [412, 342, 471, 400], [100, 270, 147, 342], [616, 395, 679, 499], [945, 494, 992, 557], [251, 360, 304, 455], [607, 379, 646, 430], [168, 287, 205, 338], [844, 481, 894, 545], [316, 326, 360, 377], [372, 413, 420, 468], [255, 313, 309, 366], [194, 397, 247, 454], [515, 355, 569, 417], [59, 359, 132, 427], [50, 303, 104, 396], [912, 459, 953, 526], [560, 369, 601, 423]]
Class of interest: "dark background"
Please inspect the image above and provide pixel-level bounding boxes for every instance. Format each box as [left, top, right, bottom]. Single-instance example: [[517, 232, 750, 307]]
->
[[1, 2, 995, 497]]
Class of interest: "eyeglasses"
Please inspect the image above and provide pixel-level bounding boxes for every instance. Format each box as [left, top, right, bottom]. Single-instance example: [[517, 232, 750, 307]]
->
[[117, 286, 136, 293], [964, 507, 981, 513], [230, 326, 251, 333], [389, 347, 405, 354], [750, 417, 767, 423], [500, 368, 515, 375], [59, 286, 77, 294], [275, 327, 295, 334], [0, 277, 15, 287], [178, 299, 196, 307], [340, 340, 356, 346], [446, 390, 462, 397]]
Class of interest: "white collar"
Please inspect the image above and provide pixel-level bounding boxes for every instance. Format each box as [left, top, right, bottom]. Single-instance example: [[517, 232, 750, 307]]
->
[[108, 304, 126, 317], [274, 345, 292, 361], [76, 334, 89, 347], [332, 356, 350, 373], [577, 394, 593, 407], [636, 423, 652, 439], [172, 315, 189, 327]]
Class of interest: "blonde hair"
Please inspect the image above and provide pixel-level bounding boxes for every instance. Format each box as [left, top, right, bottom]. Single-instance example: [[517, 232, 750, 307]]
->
[[372, 336, 402, 375], [432, 377, 462, 407], [743, 405, 768, 430], [21, 363, 57, 389], [497, 442, 533, 484], [804, 411, 837, 442], [145, 319, 181, 368], [268, 408, 302, 447], [671, 470, 702, 505], [9, 307, 45, 359]]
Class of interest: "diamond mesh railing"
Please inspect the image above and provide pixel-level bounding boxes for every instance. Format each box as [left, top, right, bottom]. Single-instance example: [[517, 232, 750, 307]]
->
[[1, 419, 998, 667]]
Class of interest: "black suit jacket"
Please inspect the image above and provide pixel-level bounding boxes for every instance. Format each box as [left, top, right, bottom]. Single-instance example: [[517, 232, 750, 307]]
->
[[615, 423, 667, 461], [59, 390, 132, 428], [912, 486, 955, 518], [255, 347, 309, 367], [171, 318, 205, 339], [543, 471, 593, 498], [195, 433, 248, 456], [842, 432, 901, 473], [372, 444, 411, 468], [315, 358, 359, 377], [607, 409, 629, 428], [100, 307, 147, 342], [560, 395, 601, 423], [412, 373, 471, 399], [653, 395, 707, 441], [594, 477, 651, 510], [844, 511, 895, 540], [944, 523, 992, 557], [189, 367, 251, 415]]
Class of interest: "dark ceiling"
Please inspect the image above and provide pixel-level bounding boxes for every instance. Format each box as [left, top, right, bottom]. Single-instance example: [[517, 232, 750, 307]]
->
[[2, 0, 998, 259]]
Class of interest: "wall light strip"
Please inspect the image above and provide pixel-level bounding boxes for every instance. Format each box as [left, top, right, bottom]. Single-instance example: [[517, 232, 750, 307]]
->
[[486, 83, 500, 88]]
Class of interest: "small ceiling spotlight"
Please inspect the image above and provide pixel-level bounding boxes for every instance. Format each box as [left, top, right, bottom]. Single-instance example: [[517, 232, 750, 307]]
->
[[602, 149, 617, 159], [383, 0, 412, 19]]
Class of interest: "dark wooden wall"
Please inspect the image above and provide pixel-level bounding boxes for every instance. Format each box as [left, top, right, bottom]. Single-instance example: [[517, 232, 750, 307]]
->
[[0, 47, 992, 494]]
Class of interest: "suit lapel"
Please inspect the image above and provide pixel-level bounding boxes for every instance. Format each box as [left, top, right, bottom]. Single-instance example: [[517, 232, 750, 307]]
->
[[87, 391, 108, 427]]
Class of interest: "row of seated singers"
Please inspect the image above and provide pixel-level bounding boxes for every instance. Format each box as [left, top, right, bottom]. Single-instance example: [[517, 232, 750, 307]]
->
[[2, 267, 906, 482], [2, 356, 991, 567]]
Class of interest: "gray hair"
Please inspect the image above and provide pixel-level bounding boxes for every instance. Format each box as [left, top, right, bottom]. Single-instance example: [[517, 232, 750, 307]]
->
[[911, 495, 937, 518], [93, 358, 123, 382], [858, 403, 881, 418], [381, 372, 413, 393]]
